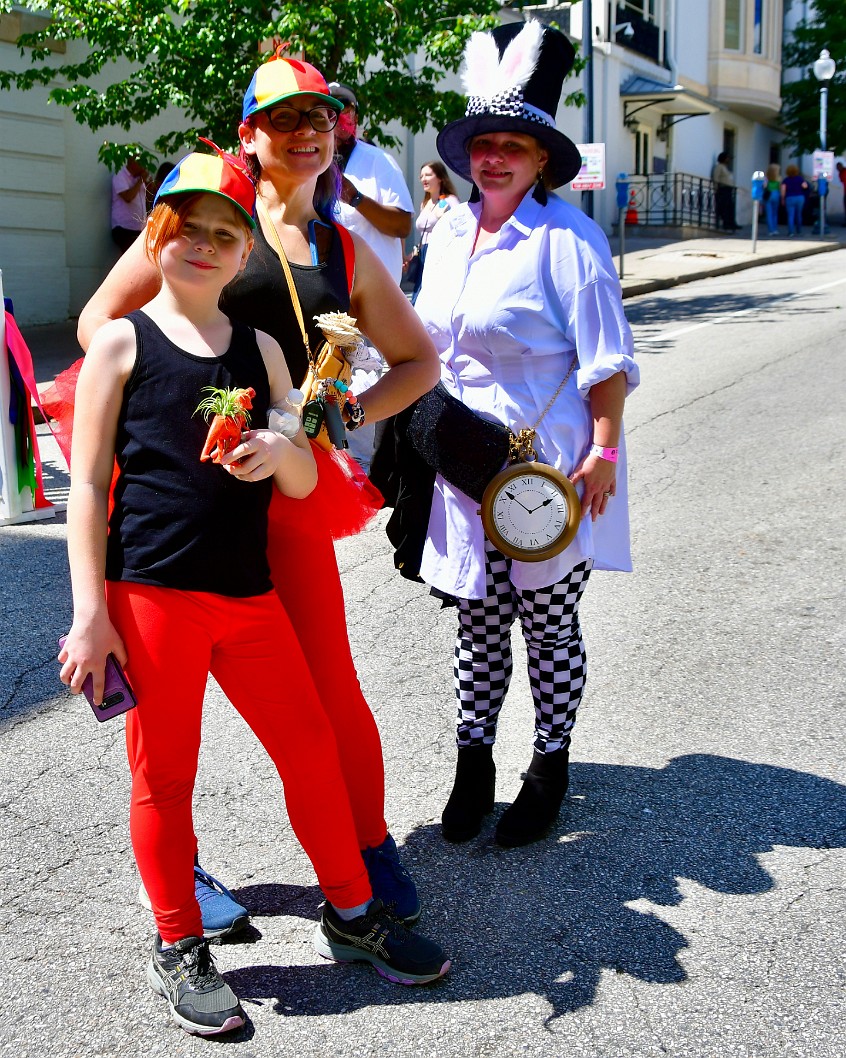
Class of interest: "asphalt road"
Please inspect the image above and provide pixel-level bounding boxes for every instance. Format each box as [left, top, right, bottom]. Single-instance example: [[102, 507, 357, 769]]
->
[[1, 250, 844, 1057]]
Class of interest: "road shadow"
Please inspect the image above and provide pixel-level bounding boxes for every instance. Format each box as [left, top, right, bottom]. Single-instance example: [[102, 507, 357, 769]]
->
[[0, 526, 72, 723], [233, 881, 324, 922], [224, 754, 845, 1024], [625, 288, 834, 350], [39, 449, 70, 505]]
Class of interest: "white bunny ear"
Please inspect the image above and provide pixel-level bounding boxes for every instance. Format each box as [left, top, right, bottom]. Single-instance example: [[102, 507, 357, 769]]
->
[[498, 19, 544, 91], [461, 30, 501, 98]]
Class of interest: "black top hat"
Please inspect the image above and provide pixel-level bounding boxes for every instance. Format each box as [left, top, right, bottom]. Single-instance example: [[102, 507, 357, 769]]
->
[[437, 20, 582, 190]]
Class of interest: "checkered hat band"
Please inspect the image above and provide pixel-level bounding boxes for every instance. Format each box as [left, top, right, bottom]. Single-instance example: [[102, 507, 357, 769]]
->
[[465, 88, 554, 127]]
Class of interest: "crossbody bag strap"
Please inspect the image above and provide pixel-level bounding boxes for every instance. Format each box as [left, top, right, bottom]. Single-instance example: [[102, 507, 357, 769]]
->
[[509, 354, 579, 463], [331, 220, 356, 295], [256, 196, 312, 366]]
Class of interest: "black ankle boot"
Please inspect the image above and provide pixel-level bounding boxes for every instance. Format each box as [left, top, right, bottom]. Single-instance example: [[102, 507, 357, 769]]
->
[[495, 748, 569, 848], [441, 744, 496, 843]]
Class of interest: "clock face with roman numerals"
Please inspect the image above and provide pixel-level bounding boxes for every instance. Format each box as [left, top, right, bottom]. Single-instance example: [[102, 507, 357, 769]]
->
[[480, 462, 581, 562]]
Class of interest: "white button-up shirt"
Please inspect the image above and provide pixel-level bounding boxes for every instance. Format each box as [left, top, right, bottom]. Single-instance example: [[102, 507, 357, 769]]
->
[[414, 188, 639, 600]]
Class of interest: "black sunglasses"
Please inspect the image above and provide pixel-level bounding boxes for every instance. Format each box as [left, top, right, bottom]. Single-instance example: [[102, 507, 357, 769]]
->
[[264, 106, 339, 133]]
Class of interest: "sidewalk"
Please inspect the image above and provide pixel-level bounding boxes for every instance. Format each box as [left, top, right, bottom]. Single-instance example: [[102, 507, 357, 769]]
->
[[611, 226, 845, 297], [18, 227, 846, 387]]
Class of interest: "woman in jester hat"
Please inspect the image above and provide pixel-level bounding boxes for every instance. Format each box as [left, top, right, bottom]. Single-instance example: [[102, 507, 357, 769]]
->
[[49, 51, 439, 938]]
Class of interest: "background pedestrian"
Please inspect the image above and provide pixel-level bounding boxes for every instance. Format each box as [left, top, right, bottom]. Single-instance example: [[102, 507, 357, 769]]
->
[[712, 152, 740, 232], [764, 162, 782, 235], [329, 80, 416, 469], [407, 160, 460, 303], [111, 157, 149, 252], [781, 164, 809, 237], [329, 81, 414, 283]]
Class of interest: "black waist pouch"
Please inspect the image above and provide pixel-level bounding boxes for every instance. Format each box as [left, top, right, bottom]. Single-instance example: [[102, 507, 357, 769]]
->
[[406, 382, 510, 504]]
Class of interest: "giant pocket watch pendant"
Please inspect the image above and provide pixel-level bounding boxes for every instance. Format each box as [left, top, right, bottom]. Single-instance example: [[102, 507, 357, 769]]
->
[[479, 427, 581, 562]]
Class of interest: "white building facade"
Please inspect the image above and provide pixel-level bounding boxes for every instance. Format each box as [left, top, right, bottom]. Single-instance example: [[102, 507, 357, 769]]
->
[[425, 1, 787, 233], [0, 8, 185, 326]]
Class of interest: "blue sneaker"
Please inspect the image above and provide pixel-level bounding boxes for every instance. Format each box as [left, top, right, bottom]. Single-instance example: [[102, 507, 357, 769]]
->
[[138, 865, 250, 941], [361, 833, 421, 925]]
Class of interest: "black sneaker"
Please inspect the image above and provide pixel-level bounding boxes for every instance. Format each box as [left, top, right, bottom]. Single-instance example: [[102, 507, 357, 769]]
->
[[314, 898, 450, 985], [147, 934, 245, 1036]]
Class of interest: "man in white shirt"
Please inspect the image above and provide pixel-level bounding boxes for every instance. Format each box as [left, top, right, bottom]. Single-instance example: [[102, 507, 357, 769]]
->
[[329, 83, 414, 470], [329, 82, 414, 283], [111, 157, 149, 252]]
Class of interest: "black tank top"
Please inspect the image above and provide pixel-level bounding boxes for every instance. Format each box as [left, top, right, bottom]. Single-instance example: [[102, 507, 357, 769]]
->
[[105, 310, 273, 597], [219, 222, 351, 384]]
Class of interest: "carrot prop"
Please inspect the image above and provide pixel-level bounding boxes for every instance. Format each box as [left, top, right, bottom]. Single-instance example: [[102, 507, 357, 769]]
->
[[195, 386, 255, 463]]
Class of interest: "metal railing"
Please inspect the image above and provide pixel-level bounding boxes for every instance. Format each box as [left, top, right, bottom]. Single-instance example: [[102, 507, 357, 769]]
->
[[613, 1, 665, 65], [623, 172, 741, 231]]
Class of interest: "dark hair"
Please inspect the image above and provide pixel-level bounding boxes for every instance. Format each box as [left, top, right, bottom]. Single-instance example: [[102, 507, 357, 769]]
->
[[717, 152, 730, 164], [154, 162, 176, 184], [238, 116, 340, 218], [420, 159, 458, 206]]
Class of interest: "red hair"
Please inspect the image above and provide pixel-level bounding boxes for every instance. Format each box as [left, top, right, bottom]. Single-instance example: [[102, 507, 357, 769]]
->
[[145, 193, 253, 262]]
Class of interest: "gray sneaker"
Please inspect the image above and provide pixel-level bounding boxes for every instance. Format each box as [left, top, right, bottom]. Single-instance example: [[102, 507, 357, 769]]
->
[[147, 934, 245, 1036]]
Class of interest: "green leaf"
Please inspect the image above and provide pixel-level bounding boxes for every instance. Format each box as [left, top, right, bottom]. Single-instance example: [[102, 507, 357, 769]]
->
[[1, 0, 516, 158], [779, 0, 844, 154]]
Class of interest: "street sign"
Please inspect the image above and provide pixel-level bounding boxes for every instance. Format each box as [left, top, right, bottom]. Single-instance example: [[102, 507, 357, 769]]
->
[[812, 149, 835, 179], [573, 143, 606, 190]]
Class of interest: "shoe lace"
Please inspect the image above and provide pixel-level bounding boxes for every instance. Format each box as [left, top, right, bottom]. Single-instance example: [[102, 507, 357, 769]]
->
[[179, 941, 221, 991], [362, 900, 409, 942], [193, 866, 241, 908]]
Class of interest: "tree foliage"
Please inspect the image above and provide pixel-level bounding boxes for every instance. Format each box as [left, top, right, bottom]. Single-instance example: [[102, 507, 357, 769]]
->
[[781, 0, 844, 154], [0, 0, 506, 169]]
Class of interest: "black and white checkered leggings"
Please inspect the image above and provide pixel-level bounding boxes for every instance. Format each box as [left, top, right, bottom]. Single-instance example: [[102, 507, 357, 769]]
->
[[454, 539, 593, 755]]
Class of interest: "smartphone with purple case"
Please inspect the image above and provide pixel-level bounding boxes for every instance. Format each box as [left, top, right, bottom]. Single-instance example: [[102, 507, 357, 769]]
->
[[57, 635, 137, 721]]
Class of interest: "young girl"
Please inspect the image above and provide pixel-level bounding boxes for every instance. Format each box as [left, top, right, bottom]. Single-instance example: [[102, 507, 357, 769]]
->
[[58, 148, 449, 1037]]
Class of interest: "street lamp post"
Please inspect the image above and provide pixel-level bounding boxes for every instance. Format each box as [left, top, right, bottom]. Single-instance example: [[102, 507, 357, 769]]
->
[[582, 0, 594, 219], [813, 48, 836, 236]]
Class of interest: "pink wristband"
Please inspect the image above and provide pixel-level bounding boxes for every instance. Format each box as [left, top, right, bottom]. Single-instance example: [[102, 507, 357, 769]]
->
[[590, 443, 619, 463]]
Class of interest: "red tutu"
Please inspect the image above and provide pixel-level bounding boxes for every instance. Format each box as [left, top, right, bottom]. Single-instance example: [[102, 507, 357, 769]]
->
[[39, 356, 80, 468], [41, 357, 383, 538]]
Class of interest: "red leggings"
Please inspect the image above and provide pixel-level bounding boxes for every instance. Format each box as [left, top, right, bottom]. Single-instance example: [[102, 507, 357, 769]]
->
[[266, 494, 387, 850], [113, 581, 372, 943]]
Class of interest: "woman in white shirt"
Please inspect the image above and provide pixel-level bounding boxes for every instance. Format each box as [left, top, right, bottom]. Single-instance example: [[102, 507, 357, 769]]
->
[[413, 21, 638, 848], [408, 160, 459, 302]]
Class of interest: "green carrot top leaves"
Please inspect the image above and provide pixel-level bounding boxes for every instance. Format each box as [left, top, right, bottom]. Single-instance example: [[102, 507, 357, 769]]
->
[[195, 385, 256, 464], [195, 385, 255, 428]]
